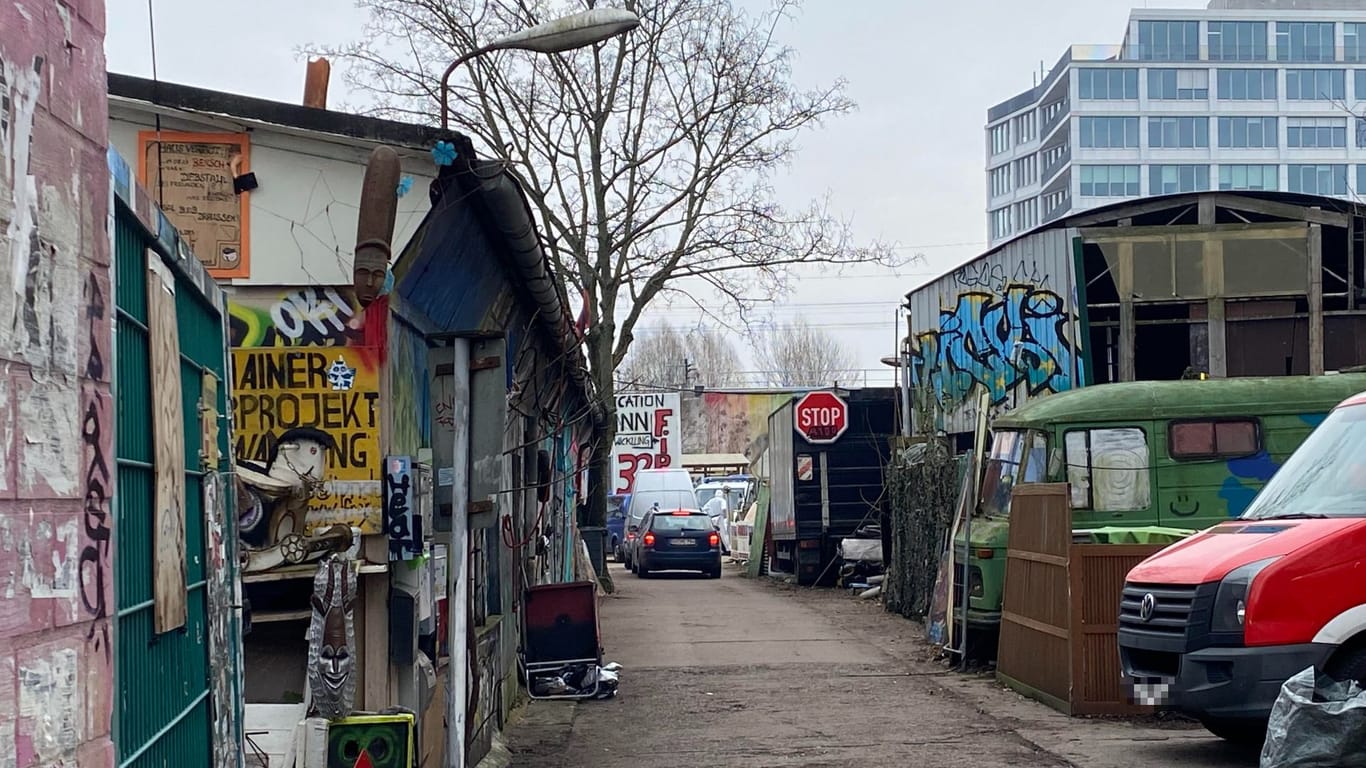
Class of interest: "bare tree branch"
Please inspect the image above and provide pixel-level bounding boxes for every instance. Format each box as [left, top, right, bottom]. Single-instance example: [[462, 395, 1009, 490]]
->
[[753, 318, 857, 388]]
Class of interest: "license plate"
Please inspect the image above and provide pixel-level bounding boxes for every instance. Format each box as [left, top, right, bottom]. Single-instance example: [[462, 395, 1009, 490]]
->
[[672, 538, 695, 546]]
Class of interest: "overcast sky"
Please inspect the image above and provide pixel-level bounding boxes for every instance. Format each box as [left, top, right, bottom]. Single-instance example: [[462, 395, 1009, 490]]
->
[[105, 0, 1210, 386]]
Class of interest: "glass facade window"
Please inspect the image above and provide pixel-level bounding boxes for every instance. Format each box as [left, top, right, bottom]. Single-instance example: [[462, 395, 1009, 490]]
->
[[990, 124, 1010, 155], [1217, 116, 1278, 148], [1149, 116, 1210, 148], [1219, 164, 1279, 191], [1276, 22, 1336, 63], [1080, 165, 1140, 197], [1288, 164, 1348, 196], [1359, 166, 1366, 196], [1348, 23, 1366, 63], [1014, 154, 1038, 186], [991, 208, 1012, 240], [1217, 68, 1277, 100], [1014, 111, 1037, 144], [1286, 69, 1346, 100], [1148, 68, 1210, 100], [1138, 20, 1201, 61], [1079, 116, 1140, 149], [1358, 70, 1366, 101], [1078, 68, 1139, 100], [1287, 117, 1347, 148], [1014, 198, 1039, 231], [1209, 21, 1269, 62], [990, 165, 1012, 197], [1150, 164, 1211, 194]]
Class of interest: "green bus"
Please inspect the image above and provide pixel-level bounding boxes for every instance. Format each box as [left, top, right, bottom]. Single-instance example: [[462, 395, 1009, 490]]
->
[[956, 373, 1366, 636]]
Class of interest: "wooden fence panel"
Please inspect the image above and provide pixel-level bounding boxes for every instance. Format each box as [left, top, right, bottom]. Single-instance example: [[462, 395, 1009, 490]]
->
[[998, 483, 1073, 713], [1069, 543, 1166, 716]]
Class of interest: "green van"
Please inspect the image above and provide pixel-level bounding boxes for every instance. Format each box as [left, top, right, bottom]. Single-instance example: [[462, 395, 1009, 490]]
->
[[955, 373, 1366, 635]]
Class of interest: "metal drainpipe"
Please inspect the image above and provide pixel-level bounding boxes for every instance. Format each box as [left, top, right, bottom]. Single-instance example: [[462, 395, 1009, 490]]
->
[[454, 159, 605, 428]]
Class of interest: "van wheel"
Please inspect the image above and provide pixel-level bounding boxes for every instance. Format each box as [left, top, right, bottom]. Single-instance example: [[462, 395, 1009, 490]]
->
[[1326, 646, 1366, 685], [1199, 717, 1267, 745]]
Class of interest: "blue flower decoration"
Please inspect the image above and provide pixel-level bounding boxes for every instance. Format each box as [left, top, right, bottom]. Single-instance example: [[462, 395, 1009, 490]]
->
[[431, 141, 457, 167], [396, 175, 414, 197]]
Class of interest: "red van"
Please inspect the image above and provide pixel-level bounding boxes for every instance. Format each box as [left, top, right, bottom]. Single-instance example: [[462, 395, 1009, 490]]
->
[[1118, 390, 1366, 744]]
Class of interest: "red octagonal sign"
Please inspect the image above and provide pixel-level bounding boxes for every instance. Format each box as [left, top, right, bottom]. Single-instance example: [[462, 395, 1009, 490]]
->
[[794, 391, 849, 444]]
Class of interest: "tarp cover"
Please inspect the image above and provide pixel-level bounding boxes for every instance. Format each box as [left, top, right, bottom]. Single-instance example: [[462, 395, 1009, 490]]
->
[[1260, 666, 1366, 768]]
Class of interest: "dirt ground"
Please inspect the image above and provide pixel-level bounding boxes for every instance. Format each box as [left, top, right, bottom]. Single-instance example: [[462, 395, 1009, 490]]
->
[[503, 563, 1261, 768]]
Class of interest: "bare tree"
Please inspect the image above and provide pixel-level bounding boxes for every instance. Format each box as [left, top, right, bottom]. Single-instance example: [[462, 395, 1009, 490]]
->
[[618, 322, 741, 388], [316, 0, 897, 524], [755, 318, 856, 388]]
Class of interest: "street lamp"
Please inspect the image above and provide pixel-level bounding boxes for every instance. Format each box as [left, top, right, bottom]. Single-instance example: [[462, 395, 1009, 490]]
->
[[439, 7, 641, 130]]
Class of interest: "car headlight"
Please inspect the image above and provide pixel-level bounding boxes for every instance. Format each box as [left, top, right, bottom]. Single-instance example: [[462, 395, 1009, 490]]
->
[[1211, 556, 1279, 634]]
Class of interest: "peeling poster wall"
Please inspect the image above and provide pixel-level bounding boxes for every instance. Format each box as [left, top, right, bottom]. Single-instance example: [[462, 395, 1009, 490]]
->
[[0, 0, 116, 766]]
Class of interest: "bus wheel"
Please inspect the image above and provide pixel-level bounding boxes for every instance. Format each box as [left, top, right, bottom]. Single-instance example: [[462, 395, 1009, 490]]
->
[[1199, 717, 1266, 745]]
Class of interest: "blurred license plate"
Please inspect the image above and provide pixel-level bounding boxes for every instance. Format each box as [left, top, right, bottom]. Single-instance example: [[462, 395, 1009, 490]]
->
[[673, 538, 695, 546]]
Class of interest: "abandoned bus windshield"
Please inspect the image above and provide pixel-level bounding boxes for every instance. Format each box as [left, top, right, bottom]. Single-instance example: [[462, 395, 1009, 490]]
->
[[980, 430, 1024, 518]]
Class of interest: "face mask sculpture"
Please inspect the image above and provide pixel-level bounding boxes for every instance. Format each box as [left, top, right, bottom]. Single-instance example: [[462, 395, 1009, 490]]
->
[[309, 554, 357, 720], [353, 146, 400, 308]]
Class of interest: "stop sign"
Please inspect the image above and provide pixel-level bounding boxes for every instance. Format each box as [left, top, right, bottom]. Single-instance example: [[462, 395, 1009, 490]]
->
[[794, 391, 849, 444]]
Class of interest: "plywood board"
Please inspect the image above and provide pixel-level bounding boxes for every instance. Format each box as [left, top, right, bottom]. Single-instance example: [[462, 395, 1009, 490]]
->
[[138, 130, 252, 278], [148, 256, 188, 633]]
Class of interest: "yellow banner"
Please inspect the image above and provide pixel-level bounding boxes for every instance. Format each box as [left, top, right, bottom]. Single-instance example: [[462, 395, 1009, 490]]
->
[[230, 346, 383, 533]]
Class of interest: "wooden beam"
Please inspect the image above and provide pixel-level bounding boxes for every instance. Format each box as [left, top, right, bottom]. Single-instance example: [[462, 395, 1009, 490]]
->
[[1200, 201, 1227, 378], [1117, 239, 1135, 382], [1350, 215, 1357, 311], [1210, 194, 1349, 227], [1080, 222, 1309, 243], [1309, 223, 1325, 375], [1068, 195, 1204, 226]]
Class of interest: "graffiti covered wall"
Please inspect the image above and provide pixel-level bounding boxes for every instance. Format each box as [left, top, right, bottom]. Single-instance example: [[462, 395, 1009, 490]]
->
[[0, 2, 116, 765], [229, 285, 363, 348], [679, 392, 792, 459], [907, 228, 1085, 435]]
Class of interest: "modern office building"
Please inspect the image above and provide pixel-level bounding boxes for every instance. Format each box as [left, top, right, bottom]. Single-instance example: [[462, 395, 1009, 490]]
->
[[985, 0, 1366, 246]]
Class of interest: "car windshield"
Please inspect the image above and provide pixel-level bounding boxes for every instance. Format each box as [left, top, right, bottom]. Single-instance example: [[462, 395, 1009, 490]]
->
[[1242, 403, 1366, 520], [651, 513, 714, 532], [979, 430, 1026, 518]]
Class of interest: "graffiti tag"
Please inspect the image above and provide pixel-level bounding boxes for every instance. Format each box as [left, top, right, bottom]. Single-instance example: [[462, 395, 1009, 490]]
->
[[953, 258, 1051, 294], [229, 286, 359, 347], [912, 283, 1075, 407], [79, 273, 111, 655], [383, 456, 420, 561]]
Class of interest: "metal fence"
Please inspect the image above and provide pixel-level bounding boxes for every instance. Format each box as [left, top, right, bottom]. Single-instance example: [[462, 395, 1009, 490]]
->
[[113, 201, 238, 767]]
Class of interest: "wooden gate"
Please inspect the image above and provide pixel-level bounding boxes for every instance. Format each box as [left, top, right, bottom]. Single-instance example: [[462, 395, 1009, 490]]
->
[[113, 188, 241, 767], [997, 483, 1166, 715]]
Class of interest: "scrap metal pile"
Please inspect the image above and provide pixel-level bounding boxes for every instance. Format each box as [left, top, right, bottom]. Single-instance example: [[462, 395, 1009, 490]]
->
[[529, 661, 622, 700]]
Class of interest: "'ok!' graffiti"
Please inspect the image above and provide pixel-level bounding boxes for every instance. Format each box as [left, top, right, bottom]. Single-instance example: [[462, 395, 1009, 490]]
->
[[912, 283, 1076, 407]]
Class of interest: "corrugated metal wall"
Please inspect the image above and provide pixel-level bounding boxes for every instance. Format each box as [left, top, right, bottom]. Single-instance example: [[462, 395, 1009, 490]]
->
[[907, 227, 1085, 435]]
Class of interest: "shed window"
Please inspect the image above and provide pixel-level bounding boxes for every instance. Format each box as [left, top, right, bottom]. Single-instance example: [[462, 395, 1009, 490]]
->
[[1169, 419, 1259, 459], [1064, 428, 1151, 512]]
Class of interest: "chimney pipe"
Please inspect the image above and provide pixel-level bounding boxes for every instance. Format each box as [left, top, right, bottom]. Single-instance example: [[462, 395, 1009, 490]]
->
[[304, 58, 331, 109]]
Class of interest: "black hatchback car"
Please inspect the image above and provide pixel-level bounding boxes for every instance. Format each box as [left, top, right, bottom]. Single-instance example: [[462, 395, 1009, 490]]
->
[[631, 509, 722, 579]]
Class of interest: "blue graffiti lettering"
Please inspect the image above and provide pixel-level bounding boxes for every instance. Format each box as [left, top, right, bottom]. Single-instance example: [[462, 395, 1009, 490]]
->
[[912, 284, 1076, 406]]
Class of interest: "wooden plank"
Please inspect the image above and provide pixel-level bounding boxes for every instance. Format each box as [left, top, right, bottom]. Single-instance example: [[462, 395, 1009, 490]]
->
[[1006, 549, 1068, 568], [469, 356, 501, 372], [1002, 610, 1069, 640], [1309, 223, 1325, 375], [361, 571, 389, 710], [1204, 219, 1227, 377], [1117, 240, 1136, 382], [147, 255, 188, 634], [199, 371, 220, 470]]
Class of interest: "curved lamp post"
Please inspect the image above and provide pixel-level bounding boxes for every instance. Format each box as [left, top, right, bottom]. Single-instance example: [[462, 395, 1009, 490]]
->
[[439, 7, 641, 130]]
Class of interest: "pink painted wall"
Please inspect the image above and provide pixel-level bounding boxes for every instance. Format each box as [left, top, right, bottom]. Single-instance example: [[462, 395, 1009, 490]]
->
[[0, 1, 114, 766]]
